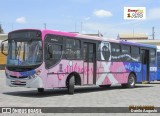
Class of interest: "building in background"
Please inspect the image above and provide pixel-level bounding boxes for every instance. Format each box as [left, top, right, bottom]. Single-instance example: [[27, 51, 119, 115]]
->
[[127, 39, 160, 46], [0, 34, 8, 41], [117, 33, 160, 46], [117, 33, 148, 40]]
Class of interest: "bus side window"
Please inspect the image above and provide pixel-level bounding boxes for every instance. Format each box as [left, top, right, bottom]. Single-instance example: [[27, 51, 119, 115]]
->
[[150, 49, 156, 66], [157, 52, 160, 67], [97, 42, 110, 61], [121, 45, 130, 62], [83, 44, 87, 61], [44, 34, 64, 68], [45, 44, 62, 68], [65, 38, 81, 59], [111, 43, 120, 62], [131, 46, 140, 62]]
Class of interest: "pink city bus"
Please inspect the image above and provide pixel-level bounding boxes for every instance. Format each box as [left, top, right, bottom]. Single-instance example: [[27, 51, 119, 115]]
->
[[1, 29, 157, 94]]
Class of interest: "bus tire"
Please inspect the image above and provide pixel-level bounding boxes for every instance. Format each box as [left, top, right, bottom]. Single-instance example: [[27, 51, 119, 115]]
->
[[99, 85, 111, 88], [68, 75, 75, 94], [121, 73, 135, 88], [37, 88, 44, 93], [128, 73, 135, 88]]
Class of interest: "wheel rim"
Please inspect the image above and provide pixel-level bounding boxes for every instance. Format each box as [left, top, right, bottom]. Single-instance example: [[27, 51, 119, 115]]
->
[[129, 75, 135, 86]]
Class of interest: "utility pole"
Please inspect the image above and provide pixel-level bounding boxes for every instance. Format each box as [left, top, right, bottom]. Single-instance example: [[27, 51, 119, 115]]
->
[[11, 23, 14, 31], [152, 26, 155, 40], [0, 24, 1, 33], [75, 22, 77, 32], [81, 22, 83, 33], [44, 23, 47, 29]]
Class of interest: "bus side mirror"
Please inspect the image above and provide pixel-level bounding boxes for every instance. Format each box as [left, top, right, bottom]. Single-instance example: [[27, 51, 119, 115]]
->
[[1, 39, 8, 56]]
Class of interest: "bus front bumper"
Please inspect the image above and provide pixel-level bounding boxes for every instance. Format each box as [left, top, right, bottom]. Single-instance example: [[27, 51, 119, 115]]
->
[[6, 75, 43, 88]]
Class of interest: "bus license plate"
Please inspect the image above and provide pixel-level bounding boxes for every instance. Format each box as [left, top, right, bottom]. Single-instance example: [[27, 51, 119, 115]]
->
[[14, 80, 21, 84]]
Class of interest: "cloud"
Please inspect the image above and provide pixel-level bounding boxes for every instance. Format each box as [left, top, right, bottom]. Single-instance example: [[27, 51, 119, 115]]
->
[[16, 17, 26, 23], [93, 9, 112, 18], [147, 8, 160, 20]]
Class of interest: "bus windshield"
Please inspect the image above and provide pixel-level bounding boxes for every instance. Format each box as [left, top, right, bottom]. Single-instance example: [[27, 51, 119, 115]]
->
[[7, 40, 42, 66]]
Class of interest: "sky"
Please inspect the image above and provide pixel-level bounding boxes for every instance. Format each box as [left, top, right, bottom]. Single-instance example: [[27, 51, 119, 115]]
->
[[0, 0, 160, 39]]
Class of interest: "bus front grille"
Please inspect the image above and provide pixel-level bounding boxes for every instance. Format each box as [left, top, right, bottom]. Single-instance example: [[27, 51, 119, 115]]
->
[[11, 80, 26, 86], [10, 75, 28, 79]]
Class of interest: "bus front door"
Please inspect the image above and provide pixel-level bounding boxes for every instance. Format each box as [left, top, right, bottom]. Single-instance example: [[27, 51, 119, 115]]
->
[[141, 49, 149, 82], [83, 43, 96, 85]]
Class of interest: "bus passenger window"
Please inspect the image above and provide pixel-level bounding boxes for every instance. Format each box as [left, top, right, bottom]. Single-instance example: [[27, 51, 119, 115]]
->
[[97, 42, 110, 61], [157, 52, 160, 67], [111, 44, 120, 62], [121, 45, 131, 62], [45, 44, 62, 68], [131, 46, 140, 62], [65, 39, 81, 59], [150, 49, 156, 66]]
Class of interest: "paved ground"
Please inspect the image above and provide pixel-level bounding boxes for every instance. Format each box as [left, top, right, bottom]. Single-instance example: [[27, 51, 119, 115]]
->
[[0, 70, 160, 115]]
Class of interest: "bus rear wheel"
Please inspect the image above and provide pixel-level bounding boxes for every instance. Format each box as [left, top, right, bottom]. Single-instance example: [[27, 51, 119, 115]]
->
[[122, 73, 135, 88], [68, 75, 75, 94], [37, 88, 44, 93]]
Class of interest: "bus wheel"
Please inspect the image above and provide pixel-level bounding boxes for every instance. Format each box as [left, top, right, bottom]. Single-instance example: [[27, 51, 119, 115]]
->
[[128, 73, 135, 88], [121, 73, 135, 88], [99, 85, 111, 88], [38, 88, 44, 93], [68, 75, 75, 94]]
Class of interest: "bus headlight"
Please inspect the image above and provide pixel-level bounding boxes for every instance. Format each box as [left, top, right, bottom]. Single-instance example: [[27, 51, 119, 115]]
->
[[36, 70, 41, 75]]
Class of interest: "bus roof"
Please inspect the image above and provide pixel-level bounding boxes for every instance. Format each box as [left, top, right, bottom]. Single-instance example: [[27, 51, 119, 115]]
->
[[41, 29, 156, 49], [119, 40, 156, 49], [9, 29, 157, 49]]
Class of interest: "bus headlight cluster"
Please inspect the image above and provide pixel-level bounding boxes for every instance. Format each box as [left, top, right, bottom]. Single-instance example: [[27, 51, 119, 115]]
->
[[36, 70, 41, 75], [28, 70, 41, 79]]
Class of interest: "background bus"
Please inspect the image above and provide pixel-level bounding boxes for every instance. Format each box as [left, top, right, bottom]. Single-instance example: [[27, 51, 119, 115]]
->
[[1, 29, 157, 94]]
